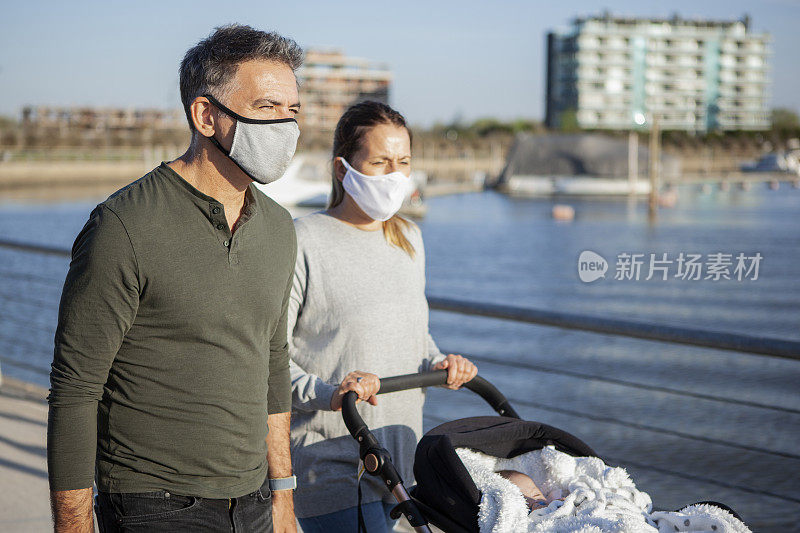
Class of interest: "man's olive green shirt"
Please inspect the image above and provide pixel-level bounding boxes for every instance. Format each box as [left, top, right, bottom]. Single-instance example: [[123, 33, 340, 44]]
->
[[47, 163, 296, 498]]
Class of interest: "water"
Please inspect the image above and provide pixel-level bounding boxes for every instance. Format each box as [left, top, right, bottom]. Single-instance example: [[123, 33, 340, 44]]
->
[[0, 186, 798, 531]]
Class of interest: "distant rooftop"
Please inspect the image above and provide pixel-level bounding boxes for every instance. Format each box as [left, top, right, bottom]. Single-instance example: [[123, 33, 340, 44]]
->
[[572, 11, 753, 31], [303, 48, 391, 74]]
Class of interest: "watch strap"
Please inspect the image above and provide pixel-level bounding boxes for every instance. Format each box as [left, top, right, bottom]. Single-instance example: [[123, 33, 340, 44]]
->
[[268, 475, 297, 491]]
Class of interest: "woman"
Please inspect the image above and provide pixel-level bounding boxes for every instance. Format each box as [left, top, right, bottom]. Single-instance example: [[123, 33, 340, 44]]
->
[[287, 101, 478, 532]]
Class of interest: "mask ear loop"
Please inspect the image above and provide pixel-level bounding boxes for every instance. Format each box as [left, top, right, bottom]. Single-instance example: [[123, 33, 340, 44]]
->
[[340, 158, 386, 180], [339, 157, 355, 174], [202, 93, 297, 125], [342, 158, 411, 185], [207, 134, 232, 157], [203, 94, 247, 123], [198, 95, 235, 157]]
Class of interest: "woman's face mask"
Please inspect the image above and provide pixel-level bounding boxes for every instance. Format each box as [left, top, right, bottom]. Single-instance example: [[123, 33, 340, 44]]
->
[[203, 94, 300, 185], [340, 158, 412, 221]]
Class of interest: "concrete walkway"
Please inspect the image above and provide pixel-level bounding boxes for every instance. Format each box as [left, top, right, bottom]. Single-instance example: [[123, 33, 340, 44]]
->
[[0, 377, 52, 532]]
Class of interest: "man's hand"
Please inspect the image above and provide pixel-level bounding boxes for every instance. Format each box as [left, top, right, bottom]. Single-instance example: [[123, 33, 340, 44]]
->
[[266, 412, 296, 533], [50, 488, 94, 533], [329, 371, 380, 411], [432, 354, 478, 390]]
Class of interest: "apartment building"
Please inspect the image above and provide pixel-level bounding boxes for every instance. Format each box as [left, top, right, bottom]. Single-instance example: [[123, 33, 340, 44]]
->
[[297, 49, 392, 133], [21, 106, 185, 131], [545, 13, 771, 131]]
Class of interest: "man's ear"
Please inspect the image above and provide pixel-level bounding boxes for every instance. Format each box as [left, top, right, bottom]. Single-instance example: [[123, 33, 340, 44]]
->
[[333, 157, 346, 182], [189, 96, 216, 138]]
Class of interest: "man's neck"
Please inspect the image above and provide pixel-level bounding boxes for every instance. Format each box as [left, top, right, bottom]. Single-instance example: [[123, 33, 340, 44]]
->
[[168, 141, 252, 230]]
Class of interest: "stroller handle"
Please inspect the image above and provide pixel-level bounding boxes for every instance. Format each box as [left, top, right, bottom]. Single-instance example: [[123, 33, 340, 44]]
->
[[340, 371, 519, 533], [341, 370, 520, 441]]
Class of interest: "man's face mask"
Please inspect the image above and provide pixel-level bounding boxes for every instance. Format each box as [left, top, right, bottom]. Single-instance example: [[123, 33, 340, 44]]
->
[[202, 94, 300, 185]]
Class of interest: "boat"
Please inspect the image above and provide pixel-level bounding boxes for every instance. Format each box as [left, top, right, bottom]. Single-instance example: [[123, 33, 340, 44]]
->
[[496, 133, 674, 197], [553, 176, 651, 196], [503, 175, 650, 196], [740, 150, 800, 175], [254, 154, 330, 208]]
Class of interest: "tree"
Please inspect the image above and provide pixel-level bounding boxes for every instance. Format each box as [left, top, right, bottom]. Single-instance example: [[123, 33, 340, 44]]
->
[[0, 115, 16, 129], [771, 108, 800, 132], [558, 108, 580, 133]]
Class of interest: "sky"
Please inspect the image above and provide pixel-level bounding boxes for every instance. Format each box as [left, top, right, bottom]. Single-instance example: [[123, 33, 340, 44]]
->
[[0, 0, 798, 127]]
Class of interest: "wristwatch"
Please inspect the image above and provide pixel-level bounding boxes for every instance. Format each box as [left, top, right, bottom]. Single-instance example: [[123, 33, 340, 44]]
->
[[268, 475, 297, 491]]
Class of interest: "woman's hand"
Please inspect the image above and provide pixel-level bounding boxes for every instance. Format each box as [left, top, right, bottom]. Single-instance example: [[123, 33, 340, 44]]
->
[[330, 371, 381, 411], [432, 354, 478, 390]]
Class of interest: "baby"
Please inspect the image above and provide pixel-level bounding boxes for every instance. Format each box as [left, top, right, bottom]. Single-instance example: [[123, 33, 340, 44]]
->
[[497, 470, 559, 511]]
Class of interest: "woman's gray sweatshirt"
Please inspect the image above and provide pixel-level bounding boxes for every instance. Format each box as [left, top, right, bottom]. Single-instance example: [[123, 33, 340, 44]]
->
[[287, 211, 444, 518]]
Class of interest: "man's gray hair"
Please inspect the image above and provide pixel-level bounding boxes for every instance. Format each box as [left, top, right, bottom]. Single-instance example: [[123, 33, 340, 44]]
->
[[179, 24, 304, 130]]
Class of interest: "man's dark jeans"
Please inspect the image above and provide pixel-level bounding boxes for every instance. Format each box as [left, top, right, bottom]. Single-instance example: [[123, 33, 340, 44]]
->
[[95, 476, 272, 532]]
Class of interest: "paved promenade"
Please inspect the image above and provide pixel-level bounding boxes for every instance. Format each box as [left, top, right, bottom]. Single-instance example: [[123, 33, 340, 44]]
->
[[0, 377, 51, 532]]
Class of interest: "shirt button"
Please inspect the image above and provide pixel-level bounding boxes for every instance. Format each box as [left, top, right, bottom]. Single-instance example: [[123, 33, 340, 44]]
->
[[216, 223, 225, 230], [212, 207, 221, 214], [223, 240, 229, 247]]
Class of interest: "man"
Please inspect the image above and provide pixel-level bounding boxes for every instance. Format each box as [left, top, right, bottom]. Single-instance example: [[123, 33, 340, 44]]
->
[[47, 25, 302, 532]]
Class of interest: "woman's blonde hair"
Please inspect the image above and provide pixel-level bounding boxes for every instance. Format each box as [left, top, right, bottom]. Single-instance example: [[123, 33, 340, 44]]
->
[[329, 101, 415, 258]]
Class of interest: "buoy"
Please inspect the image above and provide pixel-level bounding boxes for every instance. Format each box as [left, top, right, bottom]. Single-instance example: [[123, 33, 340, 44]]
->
[[659, 189, 678, 208], [719, 181, 730, 192], [793, 180, 800, 189], [552, 204, 575, 221], [769, 180, 779, 190], [740, 181, 751, 191]]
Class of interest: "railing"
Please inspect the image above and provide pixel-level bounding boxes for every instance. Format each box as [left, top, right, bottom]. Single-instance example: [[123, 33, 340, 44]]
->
[[427, 296, 800, 360], [423, 293, 800, 508], [0, 239, 70, 379], [0, 239, 72, 257]]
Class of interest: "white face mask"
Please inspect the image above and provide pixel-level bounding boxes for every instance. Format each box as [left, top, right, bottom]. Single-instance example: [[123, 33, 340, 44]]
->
[[340, 158, 412, 221], [204, 94, 300, 185]]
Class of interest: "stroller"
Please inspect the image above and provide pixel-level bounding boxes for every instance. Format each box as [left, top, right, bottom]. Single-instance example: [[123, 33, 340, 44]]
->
[[341, 370, 745, 533]]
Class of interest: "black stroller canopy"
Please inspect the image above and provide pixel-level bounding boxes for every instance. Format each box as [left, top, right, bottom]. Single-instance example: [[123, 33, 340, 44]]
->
[[411, 416, 599, 533]]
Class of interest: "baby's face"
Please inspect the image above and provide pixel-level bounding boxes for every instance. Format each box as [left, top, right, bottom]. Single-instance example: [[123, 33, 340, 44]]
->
[[496, 470, 548, 510]]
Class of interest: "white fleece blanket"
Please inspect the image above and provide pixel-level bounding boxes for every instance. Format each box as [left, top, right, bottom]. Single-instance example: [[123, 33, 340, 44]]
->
[[455, 447, 751, 533]]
